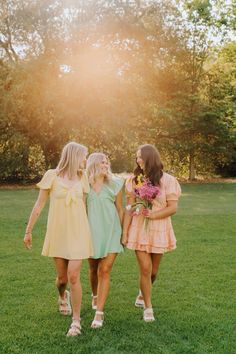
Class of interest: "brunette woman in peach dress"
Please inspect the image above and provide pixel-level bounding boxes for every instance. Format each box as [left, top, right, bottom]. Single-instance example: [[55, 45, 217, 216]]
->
[[122, 144, 181, 322]]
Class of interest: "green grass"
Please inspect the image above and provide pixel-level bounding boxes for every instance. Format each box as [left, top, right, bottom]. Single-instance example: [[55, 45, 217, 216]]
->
[[0, 184, 236, 354]]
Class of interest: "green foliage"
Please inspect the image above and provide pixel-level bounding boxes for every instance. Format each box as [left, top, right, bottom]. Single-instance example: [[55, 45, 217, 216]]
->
[[0, 0, 235, 181]]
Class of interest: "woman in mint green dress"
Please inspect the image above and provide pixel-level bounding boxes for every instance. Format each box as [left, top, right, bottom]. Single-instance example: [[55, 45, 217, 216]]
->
[[86, 153, 124, 328]]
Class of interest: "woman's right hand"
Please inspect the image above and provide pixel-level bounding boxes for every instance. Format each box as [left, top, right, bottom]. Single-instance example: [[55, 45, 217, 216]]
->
[[24, 233, 32, 250]]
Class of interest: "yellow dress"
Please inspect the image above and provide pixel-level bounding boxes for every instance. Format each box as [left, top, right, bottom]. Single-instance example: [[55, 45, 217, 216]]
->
[[37, 169, 93, 260]]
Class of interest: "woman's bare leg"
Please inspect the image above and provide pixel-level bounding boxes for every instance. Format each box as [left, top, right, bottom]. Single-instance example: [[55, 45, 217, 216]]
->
[[151, 253, 163, 284], [93, 253, 117, 322], [54, 257, 68, 298], [88, 258, 100, 295], [67, 260, 83, 321], [135, 251, 152, 309]]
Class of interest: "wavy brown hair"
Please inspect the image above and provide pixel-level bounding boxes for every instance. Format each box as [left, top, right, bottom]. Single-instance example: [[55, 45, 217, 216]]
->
[[134, 144, 163, 186]]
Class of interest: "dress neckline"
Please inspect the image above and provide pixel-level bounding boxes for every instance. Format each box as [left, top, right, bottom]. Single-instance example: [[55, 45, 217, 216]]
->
[[90, 183, 106, 196], [56, 176, 81, 189]]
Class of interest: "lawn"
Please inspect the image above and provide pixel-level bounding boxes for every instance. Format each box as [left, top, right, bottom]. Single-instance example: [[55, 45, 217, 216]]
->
[[0, 184, 235, 354]]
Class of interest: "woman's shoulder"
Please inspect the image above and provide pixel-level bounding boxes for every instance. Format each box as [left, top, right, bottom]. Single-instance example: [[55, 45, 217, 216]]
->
[[111, 174, 124, 184], [161, 172, 177, 182], [36, 169, 57, 189], [161, 172, 181, 198], [44, 169, 58, 177], [109, 175, 124, 194], [40, 169, 58, 180]]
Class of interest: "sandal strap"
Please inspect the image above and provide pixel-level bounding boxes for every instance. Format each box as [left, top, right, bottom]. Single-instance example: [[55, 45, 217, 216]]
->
[[92, 319, 103, 326], [70, 320, 81, 330], [144, 307, 153, 314], [58, 290, 70, 304], [58, 299, 67, 305], [143, 307, 155, 321], [67, 321, 81, 336], [71, 322, 81, 329], [95, 311, 104, 315]]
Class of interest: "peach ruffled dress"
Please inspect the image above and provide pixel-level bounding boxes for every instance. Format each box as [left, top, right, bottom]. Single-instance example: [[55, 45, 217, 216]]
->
[[125, 172, 181, 254], [36, 169, 93, 260]]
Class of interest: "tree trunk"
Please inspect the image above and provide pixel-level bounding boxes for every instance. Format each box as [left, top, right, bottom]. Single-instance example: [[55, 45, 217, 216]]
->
[[189, 152, 196, 181]]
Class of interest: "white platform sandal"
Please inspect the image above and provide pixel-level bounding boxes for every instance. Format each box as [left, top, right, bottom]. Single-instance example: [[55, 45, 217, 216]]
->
[[66, 319, 81, 336], [91, 311, 104, 328], [143, 308, 155, 322], [58, 290, 72, 316], [135, 290, 145, 308], [135, 295, 145, 308]]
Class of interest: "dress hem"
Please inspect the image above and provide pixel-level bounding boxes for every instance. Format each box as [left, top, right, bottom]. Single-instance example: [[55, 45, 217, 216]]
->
[[42, 253, 93, 260], [126, 242, 176, 254], [91, 249, 123, 259]]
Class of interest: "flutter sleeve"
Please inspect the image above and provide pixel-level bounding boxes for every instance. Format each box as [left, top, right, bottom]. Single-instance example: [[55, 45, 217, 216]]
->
[[165, 174, 181, 201], [81, 171, 90, 193], [36, 169, 57, 190], [125, 175, 135, 198], [112, 176, 124, 195]]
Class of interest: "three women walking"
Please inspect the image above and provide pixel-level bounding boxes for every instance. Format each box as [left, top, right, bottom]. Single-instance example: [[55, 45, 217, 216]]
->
[[24, 142, 181, 336]]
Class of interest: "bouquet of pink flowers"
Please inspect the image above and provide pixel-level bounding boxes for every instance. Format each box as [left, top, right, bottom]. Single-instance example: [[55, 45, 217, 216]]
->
[[126, 174, 160, 220]]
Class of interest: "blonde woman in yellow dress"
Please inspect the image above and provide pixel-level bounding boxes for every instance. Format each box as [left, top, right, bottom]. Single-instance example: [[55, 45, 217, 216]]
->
[[23, 142, 93, 337]]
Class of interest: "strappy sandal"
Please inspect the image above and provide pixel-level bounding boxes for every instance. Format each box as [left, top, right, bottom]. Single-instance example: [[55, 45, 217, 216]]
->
[[91, 294, 97, 310], [91, 311, 104, 328], [135, 294, 145, 308], [66, 319, 81, 337], [58, 290, 72, 316], [143, 308, 155, 322]]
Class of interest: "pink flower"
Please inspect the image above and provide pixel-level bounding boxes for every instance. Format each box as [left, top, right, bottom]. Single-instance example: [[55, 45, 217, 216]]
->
[[134, 179, 160, 205]]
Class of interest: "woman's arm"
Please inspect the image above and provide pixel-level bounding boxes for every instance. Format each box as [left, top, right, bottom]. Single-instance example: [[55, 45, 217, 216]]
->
[[23, 189, 49, 249], [142, 200, 178, 220], [122, 195, 135, 245], [115, 190, 124, 225]]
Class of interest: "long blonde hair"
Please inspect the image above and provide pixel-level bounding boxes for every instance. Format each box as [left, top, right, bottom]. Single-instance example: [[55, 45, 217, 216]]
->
[[57, 142, 88, 179], [86, 153, 112, 184]]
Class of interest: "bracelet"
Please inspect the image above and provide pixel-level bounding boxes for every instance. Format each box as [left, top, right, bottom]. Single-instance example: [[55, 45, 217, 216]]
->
[[25, 231, 32, 234]]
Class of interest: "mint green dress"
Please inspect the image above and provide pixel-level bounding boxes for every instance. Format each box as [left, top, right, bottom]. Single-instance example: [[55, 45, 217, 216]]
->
[[87, 176, 124, 259]]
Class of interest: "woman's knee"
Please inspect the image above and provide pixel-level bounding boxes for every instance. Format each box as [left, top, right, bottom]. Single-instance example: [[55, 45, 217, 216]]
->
[[67, 271, 80, 285], [57, 274, 68, 286], [98, 265, 111, 279], [140, 265, 152, 278]]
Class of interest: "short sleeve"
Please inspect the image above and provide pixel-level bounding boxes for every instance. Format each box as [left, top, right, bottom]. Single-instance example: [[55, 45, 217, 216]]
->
[[81, 171, 90, 193], [36, 169, 57, 190], [125, 175, 135, 198], [112, 176, 124, 195], [165, 174, 181, 201]]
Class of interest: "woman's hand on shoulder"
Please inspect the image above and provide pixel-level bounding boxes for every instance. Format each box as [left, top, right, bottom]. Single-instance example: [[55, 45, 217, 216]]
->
[[23, 232, 32, 250]]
